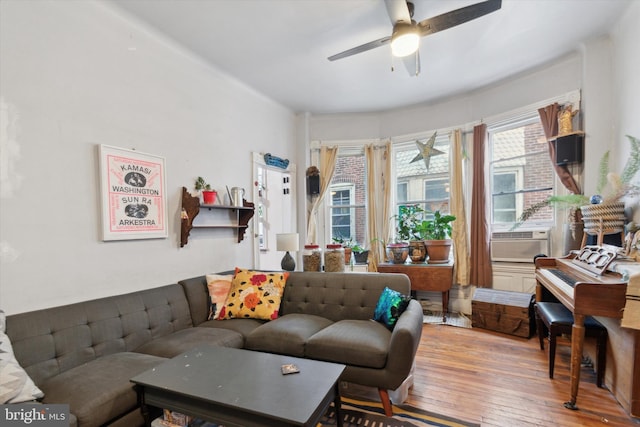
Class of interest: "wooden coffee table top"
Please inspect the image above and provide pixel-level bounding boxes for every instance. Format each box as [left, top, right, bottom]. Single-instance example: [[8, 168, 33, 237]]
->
[[131, 344, 345, 427]]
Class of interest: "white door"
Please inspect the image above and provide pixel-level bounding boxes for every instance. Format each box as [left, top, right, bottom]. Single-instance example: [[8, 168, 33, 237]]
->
[[252, 153, 296, 270]]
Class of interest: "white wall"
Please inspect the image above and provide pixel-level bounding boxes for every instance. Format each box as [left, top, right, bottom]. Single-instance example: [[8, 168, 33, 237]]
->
[[611, 0, 640, 224], [0, 0, 296, 315]]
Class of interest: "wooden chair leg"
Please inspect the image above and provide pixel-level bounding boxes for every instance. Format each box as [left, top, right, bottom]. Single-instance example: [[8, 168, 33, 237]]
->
[[378, 388, 393, 417], [535, 307, 545, 350], [549, 329, 557, 379], [596, 331, 607, 388]]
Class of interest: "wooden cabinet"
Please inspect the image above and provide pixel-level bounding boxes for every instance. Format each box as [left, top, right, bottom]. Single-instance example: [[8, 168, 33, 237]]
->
[[180, 187, 254, 246], [377, 261, 454, 320]]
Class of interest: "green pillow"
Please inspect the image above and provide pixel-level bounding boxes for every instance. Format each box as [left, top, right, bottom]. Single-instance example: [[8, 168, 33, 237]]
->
[[373, 287, 411, 330]]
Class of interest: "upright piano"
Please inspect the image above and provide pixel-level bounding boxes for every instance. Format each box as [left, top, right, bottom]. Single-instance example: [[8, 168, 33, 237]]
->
[[535, 246, 639, 414]]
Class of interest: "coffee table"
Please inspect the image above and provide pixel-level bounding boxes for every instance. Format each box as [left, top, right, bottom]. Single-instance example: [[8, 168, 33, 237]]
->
[[131, 344, 345, 427]]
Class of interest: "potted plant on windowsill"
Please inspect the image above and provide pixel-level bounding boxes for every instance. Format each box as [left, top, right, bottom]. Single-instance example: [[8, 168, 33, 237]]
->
[[405, 205, 429, 263], [351, 243, 370, 264], [332, 236, 355, 265], [422, 210, 456, 263], [387, 206, 425, 264], [195, 176, 217, 205]]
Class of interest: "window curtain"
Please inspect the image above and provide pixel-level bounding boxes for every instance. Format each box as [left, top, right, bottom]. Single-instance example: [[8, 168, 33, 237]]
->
[[538, 103, 581, 194], [306, 145, 338, 243], [365, 141, 392, 271], [469, 124, 492, 287], [450, 130, 470, 286]]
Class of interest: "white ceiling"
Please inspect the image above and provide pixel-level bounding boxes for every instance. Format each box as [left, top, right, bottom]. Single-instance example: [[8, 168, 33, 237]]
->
[[108, 0, 631, 114]]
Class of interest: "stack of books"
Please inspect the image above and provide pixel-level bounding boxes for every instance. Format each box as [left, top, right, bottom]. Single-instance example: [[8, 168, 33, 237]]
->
[[151, 410, 219, 427]]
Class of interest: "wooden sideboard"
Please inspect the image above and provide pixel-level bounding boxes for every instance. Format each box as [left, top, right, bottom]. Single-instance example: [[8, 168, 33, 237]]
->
[[377, 261, 454, 320]]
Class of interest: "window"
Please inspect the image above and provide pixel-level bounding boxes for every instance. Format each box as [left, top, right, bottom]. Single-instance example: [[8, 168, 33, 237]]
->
[[330, 185, 354, 240], [394, 134, 451, 230], [489, 117, 554, 227], [327, 153, 367, 245]]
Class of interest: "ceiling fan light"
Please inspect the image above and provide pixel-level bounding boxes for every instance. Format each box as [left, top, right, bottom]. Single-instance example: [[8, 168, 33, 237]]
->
[[391, 23, 419, 57]]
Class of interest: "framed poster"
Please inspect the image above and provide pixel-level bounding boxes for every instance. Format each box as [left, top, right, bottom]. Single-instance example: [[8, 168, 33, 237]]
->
[[99, 145, 168, 241]]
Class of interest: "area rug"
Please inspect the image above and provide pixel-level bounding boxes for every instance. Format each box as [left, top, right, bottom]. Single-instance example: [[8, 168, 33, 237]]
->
[[157, 397, 477, 427], [423, 311, 471, 328], [318, 397, 479, 427]]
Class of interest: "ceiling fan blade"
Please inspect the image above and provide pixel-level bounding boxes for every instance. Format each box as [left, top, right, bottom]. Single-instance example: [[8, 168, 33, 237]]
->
[[327, 36, 391, 61], [384, 0, 412, 25], [402, 50, 420, 76], [418, 0, 501, 37]]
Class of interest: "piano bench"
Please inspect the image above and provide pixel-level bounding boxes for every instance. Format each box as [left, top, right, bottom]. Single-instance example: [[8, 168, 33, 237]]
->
[[534, 302, 607, 388]]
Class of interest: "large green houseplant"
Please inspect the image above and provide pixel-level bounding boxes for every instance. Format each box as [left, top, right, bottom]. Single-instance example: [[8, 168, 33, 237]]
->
[[421, 211, 456, 263]]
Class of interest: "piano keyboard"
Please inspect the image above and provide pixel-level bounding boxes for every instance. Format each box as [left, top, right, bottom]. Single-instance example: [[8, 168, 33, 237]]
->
[[547, 269, 578, 287], [537, 268, 575, 299]]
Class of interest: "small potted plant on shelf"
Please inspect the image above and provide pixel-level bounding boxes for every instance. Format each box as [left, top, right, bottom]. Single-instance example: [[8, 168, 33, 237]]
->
[[422, 210, 456, 263], [195, 176, 217, 205]]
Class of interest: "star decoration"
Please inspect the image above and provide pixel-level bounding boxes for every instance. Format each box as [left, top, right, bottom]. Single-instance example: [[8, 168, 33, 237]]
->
[[410, 131, 444, 171]]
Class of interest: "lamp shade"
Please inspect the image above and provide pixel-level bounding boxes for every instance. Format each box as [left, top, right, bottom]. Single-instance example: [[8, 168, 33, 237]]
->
[[276, 233, 299, 252]]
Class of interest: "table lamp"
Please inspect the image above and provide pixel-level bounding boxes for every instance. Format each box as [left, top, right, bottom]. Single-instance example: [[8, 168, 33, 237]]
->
[[276, 233, 299, 271]]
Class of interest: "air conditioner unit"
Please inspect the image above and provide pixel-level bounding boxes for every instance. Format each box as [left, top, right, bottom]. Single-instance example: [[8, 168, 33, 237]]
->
[[491, 229, 550, 263]]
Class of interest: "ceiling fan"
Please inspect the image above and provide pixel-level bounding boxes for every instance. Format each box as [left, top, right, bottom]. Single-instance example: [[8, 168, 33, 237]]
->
[[328, 0, 502, 76]]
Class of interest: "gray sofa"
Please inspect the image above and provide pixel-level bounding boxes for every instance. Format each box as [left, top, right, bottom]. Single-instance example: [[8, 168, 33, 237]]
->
[[5, 271, 423, 426]]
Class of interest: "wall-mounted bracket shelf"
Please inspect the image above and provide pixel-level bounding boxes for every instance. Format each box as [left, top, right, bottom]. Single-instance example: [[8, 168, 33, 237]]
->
[[180, 187, 255, 247]]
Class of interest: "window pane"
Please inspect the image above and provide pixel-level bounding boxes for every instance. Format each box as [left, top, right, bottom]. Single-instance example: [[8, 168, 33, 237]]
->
[[490, 120, 554, 225], [395, 134, 451, 224], [328, 154, 367, 246], [424, 178, 450, 212], [332, 190, 350, 205], [397, 182, 408, 203], [494, 173, 515, 194]]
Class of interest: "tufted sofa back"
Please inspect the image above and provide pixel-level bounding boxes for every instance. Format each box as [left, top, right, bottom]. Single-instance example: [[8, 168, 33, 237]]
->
[[281, 272, 411, 322], [5, 284, 193, 386], [179, 272, 412, 326]]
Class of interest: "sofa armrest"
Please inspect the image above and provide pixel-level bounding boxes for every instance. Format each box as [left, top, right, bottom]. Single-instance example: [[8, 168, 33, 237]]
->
[[384, 299, 423, 383]]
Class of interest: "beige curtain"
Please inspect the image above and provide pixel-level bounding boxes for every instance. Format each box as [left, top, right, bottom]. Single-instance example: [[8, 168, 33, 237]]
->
[[450, 130, 470, 286], [306, 145, 338, 243], [469, 124, 492, 287], [538, 103, 581, 195], [365, 141, 392, 271]]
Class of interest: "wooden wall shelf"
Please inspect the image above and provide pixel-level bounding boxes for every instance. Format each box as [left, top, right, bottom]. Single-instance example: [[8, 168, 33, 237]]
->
[[180, 187, 255, 247]]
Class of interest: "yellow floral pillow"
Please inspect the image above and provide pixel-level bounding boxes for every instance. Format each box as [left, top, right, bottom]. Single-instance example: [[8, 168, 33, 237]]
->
[[220, 268, 289, 320]]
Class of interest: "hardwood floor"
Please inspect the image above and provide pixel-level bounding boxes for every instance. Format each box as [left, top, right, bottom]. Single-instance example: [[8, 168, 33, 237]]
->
[[404, 323, 639, 426]]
